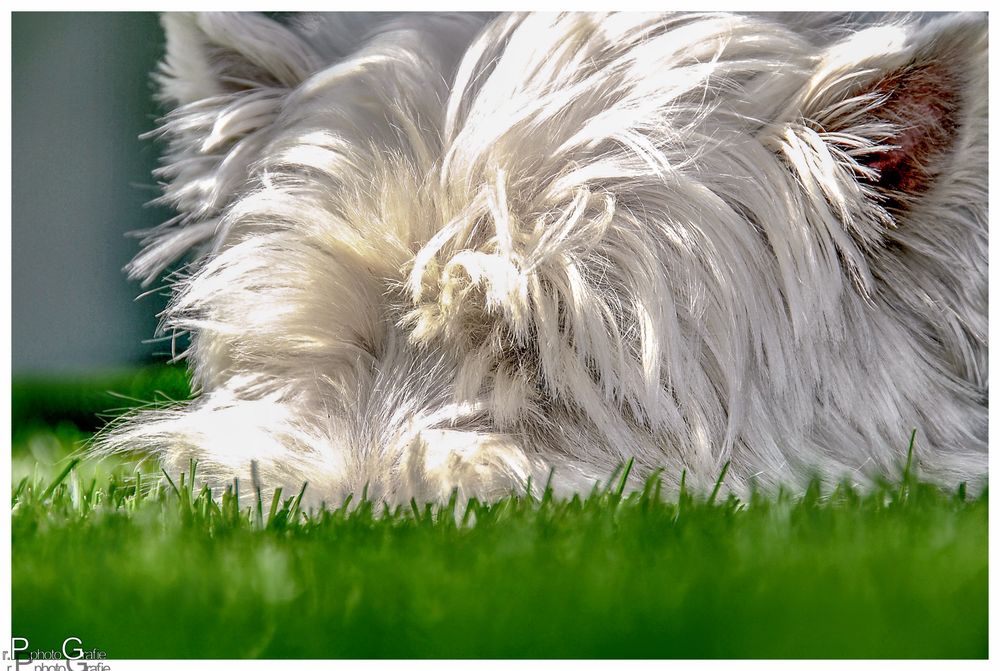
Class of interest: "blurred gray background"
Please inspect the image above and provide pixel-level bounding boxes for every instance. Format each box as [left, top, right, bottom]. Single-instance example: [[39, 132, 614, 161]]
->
[[13, 12, 172, 375]]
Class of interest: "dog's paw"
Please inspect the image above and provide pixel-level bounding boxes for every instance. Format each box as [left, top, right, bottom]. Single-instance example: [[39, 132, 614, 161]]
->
[[400, 429, 538, 502]]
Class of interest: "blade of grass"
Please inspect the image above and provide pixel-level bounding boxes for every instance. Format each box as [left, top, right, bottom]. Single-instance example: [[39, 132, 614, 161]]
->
[[707, 460, 730, 506], [40, 457, 81, 502]]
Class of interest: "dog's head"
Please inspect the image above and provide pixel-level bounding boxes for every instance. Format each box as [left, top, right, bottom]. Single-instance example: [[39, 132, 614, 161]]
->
[[119, 13, 986, 498]]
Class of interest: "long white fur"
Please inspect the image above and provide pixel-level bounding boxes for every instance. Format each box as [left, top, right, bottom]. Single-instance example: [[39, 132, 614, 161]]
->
[[100, 12, 988, 506]]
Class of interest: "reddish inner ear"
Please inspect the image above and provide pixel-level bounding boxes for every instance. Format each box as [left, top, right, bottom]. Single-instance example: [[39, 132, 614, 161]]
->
[[864, 62, 960, 198]]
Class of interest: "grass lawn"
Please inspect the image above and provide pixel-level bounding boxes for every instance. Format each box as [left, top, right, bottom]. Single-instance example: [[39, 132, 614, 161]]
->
[[10, 367, 988, 659]]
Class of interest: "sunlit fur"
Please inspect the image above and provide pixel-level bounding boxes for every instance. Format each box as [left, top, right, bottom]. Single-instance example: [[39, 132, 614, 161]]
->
[[99, 12, 988, 506]]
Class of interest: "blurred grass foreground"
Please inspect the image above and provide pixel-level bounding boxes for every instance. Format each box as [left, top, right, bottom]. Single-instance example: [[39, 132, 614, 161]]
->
[[10, 366, 988, 658]]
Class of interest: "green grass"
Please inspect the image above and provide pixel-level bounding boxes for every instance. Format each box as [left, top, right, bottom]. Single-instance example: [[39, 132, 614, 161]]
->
[[10, 367, 988, 659]]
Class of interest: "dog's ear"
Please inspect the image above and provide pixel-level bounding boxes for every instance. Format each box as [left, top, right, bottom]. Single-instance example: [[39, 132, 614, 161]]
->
[[156, 12, 319, 106], [773, 14, 986, 293], [787, 15, 985, 226], [130, 13, 320, 284]]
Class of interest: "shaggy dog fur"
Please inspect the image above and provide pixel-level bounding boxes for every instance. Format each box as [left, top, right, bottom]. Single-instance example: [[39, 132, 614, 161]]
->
[[100, 12, 988, 505]]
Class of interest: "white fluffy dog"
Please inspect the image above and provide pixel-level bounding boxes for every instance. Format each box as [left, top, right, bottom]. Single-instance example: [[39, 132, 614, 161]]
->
[[102, 12, 988, 505]]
